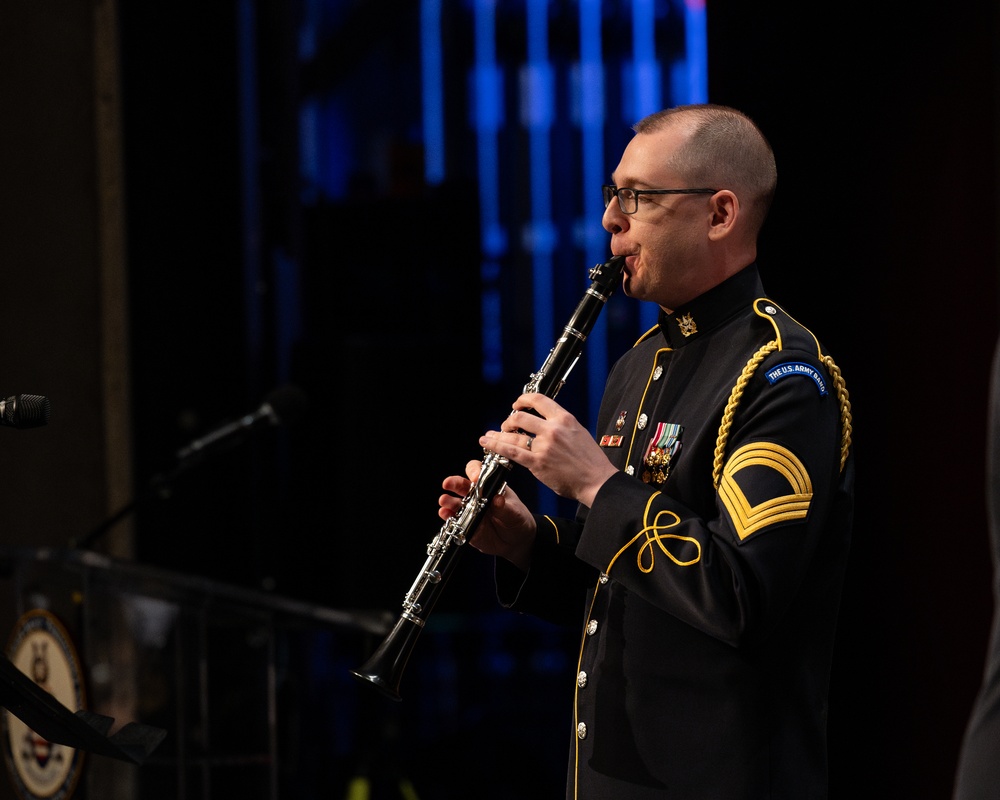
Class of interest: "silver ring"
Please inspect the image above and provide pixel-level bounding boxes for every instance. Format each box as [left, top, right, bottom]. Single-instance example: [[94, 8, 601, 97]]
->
[[525, 436, 533, 450]]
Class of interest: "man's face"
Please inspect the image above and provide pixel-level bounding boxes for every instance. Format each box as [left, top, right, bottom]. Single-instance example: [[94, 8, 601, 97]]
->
[[602, 126, 714, 312]]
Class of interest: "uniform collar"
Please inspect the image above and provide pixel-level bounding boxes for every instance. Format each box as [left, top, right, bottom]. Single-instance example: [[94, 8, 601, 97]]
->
[[657, 264, 765, 348]]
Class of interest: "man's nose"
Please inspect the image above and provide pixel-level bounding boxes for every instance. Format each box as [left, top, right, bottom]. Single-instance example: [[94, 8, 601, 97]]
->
[[602, 201, 627, 233]]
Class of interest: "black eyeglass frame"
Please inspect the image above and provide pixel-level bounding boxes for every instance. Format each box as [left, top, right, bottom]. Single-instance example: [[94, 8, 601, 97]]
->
[[602, 185, 718, 214]]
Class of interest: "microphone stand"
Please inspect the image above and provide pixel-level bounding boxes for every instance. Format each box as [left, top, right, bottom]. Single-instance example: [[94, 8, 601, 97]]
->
[[72, 385, 308, 551], [71, 458, 195, 551]]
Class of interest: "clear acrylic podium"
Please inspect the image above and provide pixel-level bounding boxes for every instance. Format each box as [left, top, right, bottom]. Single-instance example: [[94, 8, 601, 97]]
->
[[0, 545, 390, 800]]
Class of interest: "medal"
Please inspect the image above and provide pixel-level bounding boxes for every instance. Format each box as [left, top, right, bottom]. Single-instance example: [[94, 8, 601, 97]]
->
[[642, 422, 683, 485]]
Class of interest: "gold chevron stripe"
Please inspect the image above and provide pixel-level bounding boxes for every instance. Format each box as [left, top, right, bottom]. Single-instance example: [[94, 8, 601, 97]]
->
[[719, 442, 813, 540]]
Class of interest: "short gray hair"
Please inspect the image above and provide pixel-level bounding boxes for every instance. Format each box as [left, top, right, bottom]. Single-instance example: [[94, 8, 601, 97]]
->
[[634, 104, 777, 235]]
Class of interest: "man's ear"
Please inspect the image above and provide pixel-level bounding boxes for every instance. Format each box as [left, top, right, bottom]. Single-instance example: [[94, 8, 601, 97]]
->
[[707, 190, 739, 240]]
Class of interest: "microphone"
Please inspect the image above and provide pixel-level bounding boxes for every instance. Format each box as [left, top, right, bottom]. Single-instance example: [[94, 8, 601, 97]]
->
[[0, 394, 51, 428], [175, 385, 308, 462], [72, 385, 307, 550]]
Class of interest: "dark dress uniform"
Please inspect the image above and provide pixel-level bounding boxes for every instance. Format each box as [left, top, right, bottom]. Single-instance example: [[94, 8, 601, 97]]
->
[[497, 264, 855, 799]]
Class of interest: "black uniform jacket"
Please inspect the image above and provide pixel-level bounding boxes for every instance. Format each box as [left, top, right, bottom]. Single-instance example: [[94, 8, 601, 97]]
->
[[496, 264, 855, 800]]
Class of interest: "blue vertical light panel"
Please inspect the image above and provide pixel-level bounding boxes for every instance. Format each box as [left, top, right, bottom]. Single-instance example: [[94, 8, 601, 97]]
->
[[630, 0, 662, 334], [576, 0, 608, 432], [472, 0, 505, 383], [524, 0, 557, 514], [683, 0, 708, 102], [421, 0, 446, 185], [629, 0, 661, 119], [524, 0, 556, 378], [236, 0, 266, 392]]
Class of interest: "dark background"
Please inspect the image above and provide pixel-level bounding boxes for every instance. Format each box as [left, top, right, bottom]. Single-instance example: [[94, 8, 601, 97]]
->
[[1, 1, 999, 798]]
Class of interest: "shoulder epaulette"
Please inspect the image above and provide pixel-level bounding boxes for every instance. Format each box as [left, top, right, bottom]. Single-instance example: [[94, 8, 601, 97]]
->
[[751, 298, 824, 357]]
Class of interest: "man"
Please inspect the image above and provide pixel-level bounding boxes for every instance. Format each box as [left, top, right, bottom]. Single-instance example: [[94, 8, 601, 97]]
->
[[952, 334, 1000, 800], [439, 104, 855, 799]]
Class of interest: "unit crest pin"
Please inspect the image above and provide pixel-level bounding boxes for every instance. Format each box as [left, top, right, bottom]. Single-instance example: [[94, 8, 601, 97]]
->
[[676, 313, 697, 337]]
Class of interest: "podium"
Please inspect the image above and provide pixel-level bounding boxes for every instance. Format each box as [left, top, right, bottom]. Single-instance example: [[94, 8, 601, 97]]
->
[[0, 546, 390, 800]]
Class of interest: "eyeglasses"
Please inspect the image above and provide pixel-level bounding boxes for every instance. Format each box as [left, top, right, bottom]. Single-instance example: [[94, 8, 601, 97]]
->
[[602, 185, 717, 215]]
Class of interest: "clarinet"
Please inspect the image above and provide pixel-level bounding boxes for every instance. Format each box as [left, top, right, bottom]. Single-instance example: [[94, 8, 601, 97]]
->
[[352, 254, 626, 700]]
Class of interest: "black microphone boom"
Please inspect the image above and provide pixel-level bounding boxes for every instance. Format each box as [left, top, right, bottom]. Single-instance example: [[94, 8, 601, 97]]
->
[[71, 384, 308, 550], [175, 384, 308, 462], [0, 394, 51, 428]]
